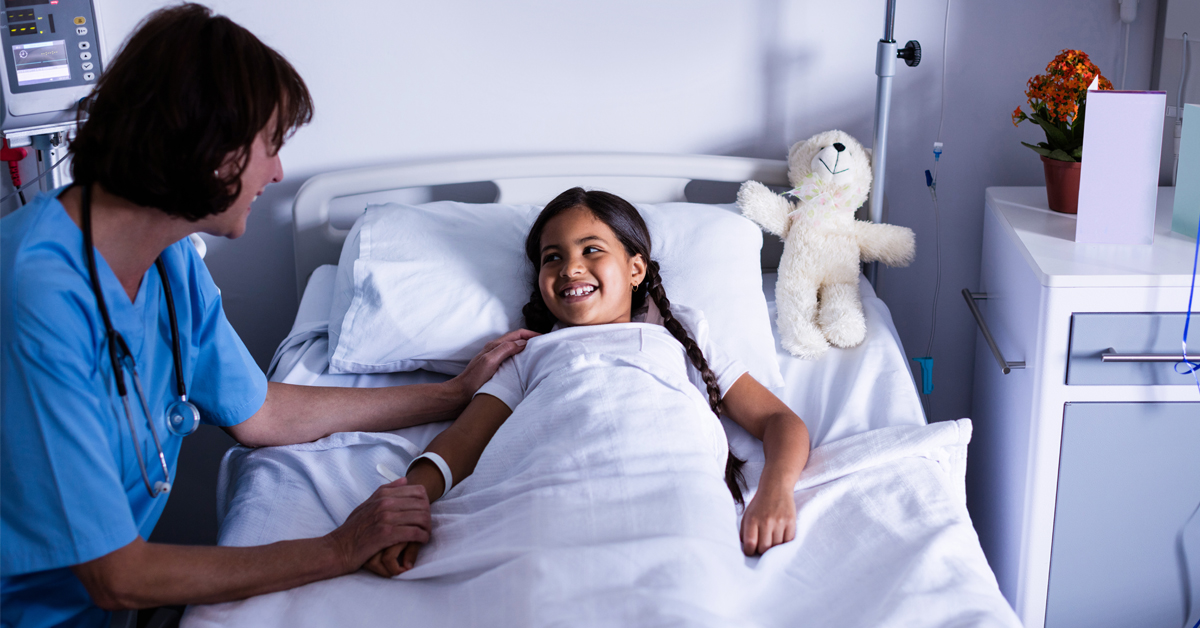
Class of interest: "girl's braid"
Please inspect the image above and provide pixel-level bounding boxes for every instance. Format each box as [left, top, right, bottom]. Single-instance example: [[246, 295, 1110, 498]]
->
[[521, 287, 557, 334], [644, 261, 748, 505]]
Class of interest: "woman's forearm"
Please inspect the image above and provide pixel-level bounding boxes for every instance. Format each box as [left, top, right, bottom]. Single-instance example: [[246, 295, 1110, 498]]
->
[[74, 476, 431, 609], [73, 536, 345, 610], [229, 381, 470, 448], [230, 330, 534, 448]]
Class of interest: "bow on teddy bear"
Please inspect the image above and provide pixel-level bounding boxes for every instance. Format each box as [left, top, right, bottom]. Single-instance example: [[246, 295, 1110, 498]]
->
[[737, 130, 915, 359]]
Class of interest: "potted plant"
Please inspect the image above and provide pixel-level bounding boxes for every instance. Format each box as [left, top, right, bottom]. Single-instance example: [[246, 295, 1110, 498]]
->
[[1012, 49, 1113, 214]]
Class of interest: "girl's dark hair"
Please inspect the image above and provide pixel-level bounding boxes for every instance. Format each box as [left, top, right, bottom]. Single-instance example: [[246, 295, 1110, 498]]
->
[[523, 187, 748, 504], [70, 3, 313, 220]]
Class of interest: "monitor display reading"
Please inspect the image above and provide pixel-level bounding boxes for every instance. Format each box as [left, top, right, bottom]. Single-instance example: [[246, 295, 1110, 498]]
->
[[4, 0, 50, 8], [12, 40, 70, 86], [8, 22, 36, 37]]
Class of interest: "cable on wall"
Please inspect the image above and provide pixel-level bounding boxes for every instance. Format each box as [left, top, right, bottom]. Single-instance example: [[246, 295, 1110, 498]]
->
[[1121, 22, 1131, 89]]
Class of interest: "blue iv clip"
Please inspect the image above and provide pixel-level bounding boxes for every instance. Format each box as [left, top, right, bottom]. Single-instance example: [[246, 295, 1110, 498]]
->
[[912, 356, 934, 395]]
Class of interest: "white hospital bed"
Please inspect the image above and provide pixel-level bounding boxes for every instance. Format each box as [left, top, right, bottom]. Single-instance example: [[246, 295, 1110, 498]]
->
[[182, 154, 1019, 627]]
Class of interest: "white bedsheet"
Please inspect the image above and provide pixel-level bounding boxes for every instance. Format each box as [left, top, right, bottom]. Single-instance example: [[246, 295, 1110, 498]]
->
[[181, 267, 1019, 626], [185, 419, 1017, 627]]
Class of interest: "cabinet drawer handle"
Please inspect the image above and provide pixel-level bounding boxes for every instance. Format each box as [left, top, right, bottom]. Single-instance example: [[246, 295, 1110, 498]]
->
[[1100, 349, 1200, 363], [962, 289, 1026, 375]]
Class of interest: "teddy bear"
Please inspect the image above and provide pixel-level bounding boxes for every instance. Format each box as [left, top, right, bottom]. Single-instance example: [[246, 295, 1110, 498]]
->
[[737, 129, 915, 359]]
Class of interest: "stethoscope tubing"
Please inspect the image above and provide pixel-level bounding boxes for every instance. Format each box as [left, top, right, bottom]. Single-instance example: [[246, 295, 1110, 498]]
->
[[119, 362, 171, 498], [80, 183, 194, 498]]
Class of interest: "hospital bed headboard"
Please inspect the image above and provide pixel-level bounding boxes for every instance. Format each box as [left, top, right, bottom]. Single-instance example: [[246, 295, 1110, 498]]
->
[[291, 153, 790, 298]]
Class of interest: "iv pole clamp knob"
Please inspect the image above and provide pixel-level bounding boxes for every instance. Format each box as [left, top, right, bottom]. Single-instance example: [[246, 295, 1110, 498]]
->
[[897, 40, 921, 67]]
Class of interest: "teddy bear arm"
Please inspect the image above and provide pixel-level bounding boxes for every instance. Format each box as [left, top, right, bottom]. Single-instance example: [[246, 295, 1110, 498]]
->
[[737, 180, 792, 237], [854, 222, 916, 267]]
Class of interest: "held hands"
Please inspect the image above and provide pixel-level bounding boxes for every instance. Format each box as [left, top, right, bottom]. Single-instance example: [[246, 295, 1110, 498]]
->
[[739, 482, 797, 556], [365, 539, 421, 577], [449, 329, 539, 402], [363, 457, 446, 577], [325, 478, 431, 575]]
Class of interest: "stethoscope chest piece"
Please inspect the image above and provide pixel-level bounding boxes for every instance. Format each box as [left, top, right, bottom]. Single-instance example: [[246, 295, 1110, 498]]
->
[[166, 398, 200, 437]]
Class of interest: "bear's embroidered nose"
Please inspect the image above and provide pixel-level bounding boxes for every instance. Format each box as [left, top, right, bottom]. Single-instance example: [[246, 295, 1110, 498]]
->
[[833, 143, 845, 152]]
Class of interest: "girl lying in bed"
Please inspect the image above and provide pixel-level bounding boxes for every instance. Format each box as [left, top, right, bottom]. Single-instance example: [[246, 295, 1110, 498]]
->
[[367, 188, 811, 577]]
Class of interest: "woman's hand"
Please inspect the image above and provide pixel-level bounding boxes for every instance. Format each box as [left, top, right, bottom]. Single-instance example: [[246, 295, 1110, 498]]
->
[[739, 481, 797, 556], [325, 478, 431, 575], [449, 329, 539, 401]]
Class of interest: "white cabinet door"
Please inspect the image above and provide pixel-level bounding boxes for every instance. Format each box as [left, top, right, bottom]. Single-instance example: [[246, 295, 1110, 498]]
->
[[1045, 402, 1200, 628]]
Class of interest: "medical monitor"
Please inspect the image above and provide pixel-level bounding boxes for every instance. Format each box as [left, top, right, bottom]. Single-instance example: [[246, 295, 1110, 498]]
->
[[0, 0, 105, 131]]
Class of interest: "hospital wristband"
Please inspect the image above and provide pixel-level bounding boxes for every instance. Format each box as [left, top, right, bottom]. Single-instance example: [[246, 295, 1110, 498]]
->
[[406, 452, 454, 496]]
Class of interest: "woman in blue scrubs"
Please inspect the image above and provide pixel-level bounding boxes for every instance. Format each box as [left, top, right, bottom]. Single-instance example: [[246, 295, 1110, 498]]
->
[[0, 5, 531, 626]]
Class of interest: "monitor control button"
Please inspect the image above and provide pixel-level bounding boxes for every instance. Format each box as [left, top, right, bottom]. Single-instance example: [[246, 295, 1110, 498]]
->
[[81, 62, 93, 71], [83, 72, 95, 81], [76, 27, 87, 36], [74, 17, 86, 25], [79, 51, 91, 60], [78, 41, 90, 50]]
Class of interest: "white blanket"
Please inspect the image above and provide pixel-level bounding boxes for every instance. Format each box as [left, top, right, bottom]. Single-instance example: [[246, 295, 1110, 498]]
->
[[186, 412, 1018, 626], [185, 268, 1015, 626]]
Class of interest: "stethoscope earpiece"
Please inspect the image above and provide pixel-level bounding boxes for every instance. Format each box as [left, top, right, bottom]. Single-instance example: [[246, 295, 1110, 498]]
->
[[153, 481, 171, 495]]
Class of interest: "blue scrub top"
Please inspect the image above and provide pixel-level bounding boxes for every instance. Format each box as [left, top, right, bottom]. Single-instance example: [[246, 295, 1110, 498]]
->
[[0, 190, 269, 627]]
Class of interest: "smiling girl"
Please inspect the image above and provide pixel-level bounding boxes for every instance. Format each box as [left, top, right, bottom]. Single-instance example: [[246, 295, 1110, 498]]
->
[[368, 188, 811, 577]]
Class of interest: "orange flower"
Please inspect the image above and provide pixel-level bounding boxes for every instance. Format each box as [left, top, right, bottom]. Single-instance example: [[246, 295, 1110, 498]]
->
[[1013, 49, 1112, 125], [1013, 50, 1112, 161]]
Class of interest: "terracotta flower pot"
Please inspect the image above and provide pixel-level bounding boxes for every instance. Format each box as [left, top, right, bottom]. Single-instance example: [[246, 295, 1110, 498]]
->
[[1041, 155, 1082, 214]]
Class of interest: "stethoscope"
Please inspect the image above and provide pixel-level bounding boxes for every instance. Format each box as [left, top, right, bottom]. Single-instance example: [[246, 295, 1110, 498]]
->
[[80, 183, 201, 498]]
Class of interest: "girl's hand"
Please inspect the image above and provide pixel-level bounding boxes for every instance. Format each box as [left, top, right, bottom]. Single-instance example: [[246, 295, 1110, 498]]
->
[[739, 482, 797, 556], [365, 541, 422, 577]]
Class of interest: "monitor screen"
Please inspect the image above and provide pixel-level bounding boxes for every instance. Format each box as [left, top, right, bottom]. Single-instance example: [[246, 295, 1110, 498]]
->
[[12, 40, 70, 86], [4, 1, 50, 8]]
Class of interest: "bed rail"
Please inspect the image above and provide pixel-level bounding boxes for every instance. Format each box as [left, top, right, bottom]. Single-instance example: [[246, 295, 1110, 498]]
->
[[291, 153, 789, 298]]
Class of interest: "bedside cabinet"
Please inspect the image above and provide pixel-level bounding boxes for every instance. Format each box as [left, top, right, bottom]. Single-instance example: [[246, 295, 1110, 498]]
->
[[966, 187, 1200, 628]]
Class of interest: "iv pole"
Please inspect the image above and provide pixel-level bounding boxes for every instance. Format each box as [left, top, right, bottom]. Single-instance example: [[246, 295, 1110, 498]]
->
[[867, 0, 920, 287]]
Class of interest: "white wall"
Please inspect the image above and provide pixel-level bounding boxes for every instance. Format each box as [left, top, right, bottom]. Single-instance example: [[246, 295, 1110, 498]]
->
[[101, 0, 1162, 425]]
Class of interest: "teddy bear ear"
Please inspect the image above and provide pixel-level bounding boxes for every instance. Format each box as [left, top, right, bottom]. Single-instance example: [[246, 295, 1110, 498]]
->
[[787, 139, 808, 162]]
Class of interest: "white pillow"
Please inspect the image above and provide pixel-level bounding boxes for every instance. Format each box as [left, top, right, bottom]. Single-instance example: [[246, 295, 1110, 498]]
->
[[327, 200, 784, 389], [328, 201, 540, 375]]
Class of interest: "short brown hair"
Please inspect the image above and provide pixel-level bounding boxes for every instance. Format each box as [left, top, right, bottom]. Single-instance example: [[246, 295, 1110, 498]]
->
[[70, 3, 313, 220]]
